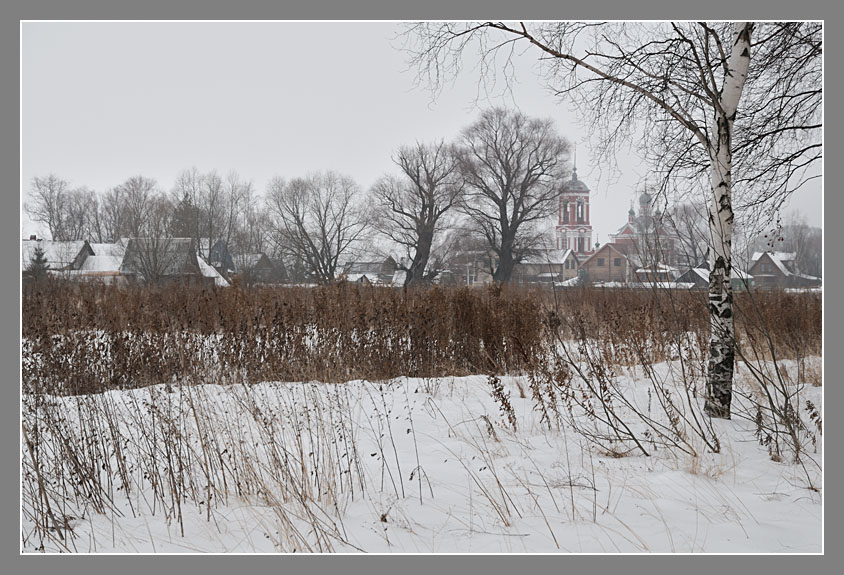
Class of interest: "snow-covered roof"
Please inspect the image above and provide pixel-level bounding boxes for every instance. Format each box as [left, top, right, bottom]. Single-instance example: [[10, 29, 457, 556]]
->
[[631, 281, 696, 289], [81, 242, 127, 272], [556, 276, 582, 287], [688, 267, 753, 282], [522, 249, 575, 265], [345, 261, 390, 274], [751, 251, 796, 262], [390, 270, 408, 286], [21, 240, 88, 270], [344, 273, 372, 283], [89, 242, 126, 258], [80, 255, 124, 273], [197, 256, 230, 287], [751, 252, 795, 276], [635, 264, 679, 273]]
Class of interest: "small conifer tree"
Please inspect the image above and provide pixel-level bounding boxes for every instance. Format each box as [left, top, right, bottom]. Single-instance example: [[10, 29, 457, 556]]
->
[[26, 245, 49, 282]]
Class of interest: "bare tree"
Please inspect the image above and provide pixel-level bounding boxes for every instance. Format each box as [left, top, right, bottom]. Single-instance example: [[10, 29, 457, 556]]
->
[[405, 21, 821, 418], [171, 167, 205, 242], [114, 175, 159, 238], [62, 187, 99, 241], [199, 170, 225, 259], [232, 192, 273, 257], [672, 201, 710, 270], [120, 195, 182, 285], [372, 141, 464, 285], [97, 186, 129, 242], [266, 171, 371, 284], [25, 175, 70, 240], [750, 210, 822, 278], [221, 171, 252, 256], [783, 212, 822, 279], [456, 107, 570, 282]]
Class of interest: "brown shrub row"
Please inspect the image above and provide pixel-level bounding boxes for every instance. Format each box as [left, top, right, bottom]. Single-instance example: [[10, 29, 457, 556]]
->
[[21, 279, 821, 395]]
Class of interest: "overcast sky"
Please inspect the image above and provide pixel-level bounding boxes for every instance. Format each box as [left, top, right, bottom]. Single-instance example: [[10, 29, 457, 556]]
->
[[21, 22, 822, 242]]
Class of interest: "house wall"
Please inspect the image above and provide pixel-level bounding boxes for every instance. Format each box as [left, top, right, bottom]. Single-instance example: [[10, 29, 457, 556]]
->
[[749, 255, 787, 289], [581, 246, 627, 283]]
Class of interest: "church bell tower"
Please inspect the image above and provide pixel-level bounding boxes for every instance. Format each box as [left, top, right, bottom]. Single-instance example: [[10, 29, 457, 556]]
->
[[555, 162, 595, 257]]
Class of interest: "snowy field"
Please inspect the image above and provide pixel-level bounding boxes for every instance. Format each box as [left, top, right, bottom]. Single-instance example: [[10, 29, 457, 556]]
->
[[21, 358, 822, 554]]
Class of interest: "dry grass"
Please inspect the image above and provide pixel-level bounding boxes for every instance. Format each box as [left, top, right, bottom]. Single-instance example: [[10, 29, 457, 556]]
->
[[20, 279, 821, 551], [22, 280, 820, 397]]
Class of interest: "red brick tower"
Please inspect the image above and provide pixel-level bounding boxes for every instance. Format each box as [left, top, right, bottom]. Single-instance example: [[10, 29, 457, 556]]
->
[[555, 166, 595, 257]]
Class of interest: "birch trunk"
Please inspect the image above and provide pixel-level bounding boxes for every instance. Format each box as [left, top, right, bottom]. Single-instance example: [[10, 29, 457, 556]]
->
[[704, 23, 753, 419]]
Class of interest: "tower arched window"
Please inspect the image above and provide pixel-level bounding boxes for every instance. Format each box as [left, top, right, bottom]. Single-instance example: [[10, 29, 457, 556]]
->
[[576, 202, 584, 223], [562, 201, 569, 223]]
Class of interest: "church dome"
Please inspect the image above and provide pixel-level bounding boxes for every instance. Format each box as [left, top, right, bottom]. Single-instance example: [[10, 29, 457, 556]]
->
[[565, 168, 590, 193], [639, 191, 652, 205]]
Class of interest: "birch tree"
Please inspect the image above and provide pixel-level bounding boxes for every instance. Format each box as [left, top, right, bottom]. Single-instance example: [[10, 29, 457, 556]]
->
[[372, 141, 464, 285], [405, 21, 821, 419]]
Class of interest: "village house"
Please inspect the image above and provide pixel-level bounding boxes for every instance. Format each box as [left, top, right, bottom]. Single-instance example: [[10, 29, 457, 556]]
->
[[120, 238, 228, 287], [748, 251, 820, 289], [68, 240, 129, 284], [578, 243, 630, 284], [675, 266, 754, 290], [233, 253, 286, 284], [197, 238, 235, 277], [512, 249, 579, 284], [341, 256, 401, 285], [21, 237, 93, 274], [633, 263, 681, 284]]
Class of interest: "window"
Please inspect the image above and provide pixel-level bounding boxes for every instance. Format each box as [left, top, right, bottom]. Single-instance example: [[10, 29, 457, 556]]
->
[[597, 258, 605, 267], [614, 258, 622, 267], [576, 202, 584, 223], [577, 237, 584, 252], [565, 260, 570, 269], [562, 201, 569, 223]]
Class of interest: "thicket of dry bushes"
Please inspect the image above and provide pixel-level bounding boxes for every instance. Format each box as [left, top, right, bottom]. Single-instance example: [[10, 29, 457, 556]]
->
[[21, 280, 822, 551], [21, 280, 821, 396]]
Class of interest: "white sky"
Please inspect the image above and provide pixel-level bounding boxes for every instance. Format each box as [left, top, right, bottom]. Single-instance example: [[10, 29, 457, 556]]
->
[[21, 22, 822, 242]]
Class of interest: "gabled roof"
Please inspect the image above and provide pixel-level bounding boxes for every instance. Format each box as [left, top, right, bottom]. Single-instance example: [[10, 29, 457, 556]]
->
[[120, 238, 199, 277], [21, 240, 91, 270], [635, 264, 679, 273], [521, 248, 577, 265], [579, 243, 628, 267], [89, 242, 126, 258], [81, 242, 127, 272], [80, 255, 123, 273], [197, 256, 230, 287], [614, 223, 636, 236], [344, 257, 396, 275], [752, 251, 796, 276], [683, 267, 754, 282], [751, 251, 796, 262], [236, 253, 273, 270]]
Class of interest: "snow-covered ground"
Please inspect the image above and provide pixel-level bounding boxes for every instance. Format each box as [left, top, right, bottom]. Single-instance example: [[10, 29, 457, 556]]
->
[[21, 362, 822, 553]]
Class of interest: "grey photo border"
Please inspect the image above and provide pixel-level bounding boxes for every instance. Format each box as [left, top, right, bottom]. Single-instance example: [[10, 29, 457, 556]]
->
[[4, 1, 836, 574]]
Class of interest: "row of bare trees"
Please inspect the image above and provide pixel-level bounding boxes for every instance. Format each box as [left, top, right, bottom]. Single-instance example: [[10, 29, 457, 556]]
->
[[26, 107, 575, 285]]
